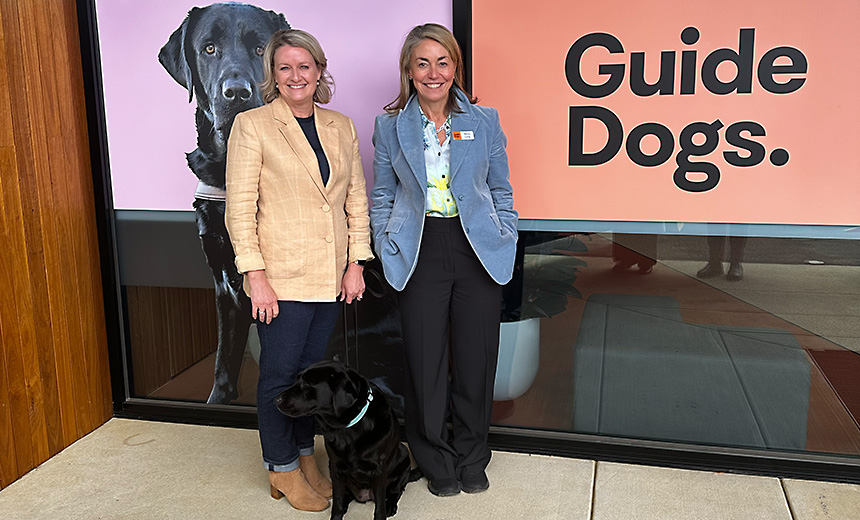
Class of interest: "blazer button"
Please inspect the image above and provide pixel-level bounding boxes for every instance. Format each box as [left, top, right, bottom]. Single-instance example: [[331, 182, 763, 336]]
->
[[458, 195, 464, 201], [325, 235, 333, 243], [465, 227, 470, 233], [322, 204, 330, 212]]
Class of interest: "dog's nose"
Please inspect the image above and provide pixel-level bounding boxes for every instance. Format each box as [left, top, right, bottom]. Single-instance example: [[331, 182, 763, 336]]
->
[[222, 77, 252, 101]]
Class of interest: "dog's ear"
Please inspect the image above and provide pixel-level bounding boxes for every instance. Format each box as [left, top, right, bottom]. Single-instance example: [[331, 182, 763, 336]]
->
[[332, 369, 364, 419], [271, 11, 290, 30], [158, 7, 199, 102]]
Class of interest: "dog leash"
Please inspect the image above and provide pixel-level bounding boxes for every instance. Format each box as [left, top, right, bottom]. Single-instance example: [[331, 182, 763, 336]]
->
[[342, 266, 386, 369], [341, 265, 389, 369], [353, 296, 359, 369], [341, 297, 360, 369], [339, 290, 358, 369]]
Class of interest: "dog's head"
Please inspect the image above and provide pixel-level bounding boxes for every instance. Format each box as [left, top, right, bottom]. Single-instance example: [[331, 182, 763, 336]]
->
[[158, 3, 289, 146], [275, 361, 369, 427]]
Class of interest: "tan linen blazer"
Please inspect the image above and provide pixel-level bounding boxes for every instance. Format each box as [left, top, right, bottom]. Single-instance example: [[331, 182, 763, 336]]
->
[[225, 96, 373, 302]]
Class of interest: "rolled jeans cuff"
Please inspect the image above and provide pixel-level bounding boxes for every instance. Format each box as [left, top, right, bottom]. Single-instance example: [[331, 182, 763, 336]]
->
[[299, 446, 314, 457], [263, 446, 314, 473], [264, 459, 299, 473]]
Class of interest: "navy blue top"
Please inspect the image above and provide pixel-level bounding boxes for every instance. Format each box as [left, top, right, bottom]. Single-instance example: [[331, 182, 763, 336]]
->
[[295, 114, 330, 186]]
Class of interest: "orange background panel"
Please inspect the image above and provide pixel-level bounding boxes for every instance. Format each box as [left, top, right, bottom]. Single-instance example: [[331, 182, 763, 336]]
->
[[472, 0, 860, 225]]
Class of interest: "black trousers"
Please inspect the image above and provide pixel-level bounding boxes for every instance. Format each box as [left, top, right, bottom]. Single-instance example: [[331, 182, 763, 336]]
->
[[398, 216, 502, 482]]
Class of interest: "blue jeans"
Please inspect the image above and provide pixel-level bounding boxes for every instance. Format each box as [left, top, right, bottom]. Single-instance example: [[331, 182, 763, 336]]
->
[[256, 300, 340, 472]]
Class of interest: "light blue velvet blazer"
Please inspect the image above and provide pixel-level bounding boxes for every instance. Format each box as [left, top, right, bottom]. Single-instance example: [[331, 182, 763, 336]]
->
[[369, 90, 518, 291]]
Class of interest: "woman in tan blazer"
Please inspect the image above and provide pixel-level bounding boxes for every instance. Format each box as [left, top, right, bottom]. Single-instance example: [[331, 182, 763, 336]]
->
[[225, 29, 372, 512]]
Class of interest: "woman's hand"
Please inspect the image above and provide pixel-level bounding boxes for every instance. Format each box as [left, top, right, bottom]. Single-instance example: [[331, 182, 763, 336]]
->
[[339, 263, 365, 304], [247, 270, 278, 324]]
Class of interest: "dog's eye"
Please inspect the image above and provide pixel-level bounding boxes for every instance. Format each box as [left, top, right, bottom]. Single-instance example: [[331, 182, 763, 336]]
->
[[255, 46, 264, 56], [205, 44, 216, 55]]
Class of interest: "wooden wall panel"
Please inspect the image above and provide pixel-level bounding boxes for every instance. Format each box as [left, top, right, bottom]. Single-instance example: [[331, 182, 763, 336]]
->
[[0, 0, 112, 489]]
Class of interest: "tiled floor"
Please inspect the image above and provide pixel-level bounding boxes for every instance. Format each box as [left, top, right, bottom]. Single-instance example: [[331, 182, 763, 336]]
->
[[1, 419, 858, 520]]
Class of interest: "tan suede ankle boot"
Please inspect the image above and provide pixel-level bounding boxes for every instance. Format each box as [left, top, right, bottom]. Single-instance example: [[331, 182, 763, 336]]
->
[[299, 455, 333, 498], [268, 469, 329, 511]]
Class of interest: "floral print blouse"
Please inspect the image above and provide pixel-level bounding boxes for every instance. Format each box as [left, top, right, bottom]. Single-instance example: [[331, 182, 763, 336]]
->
[[419, 105, 458, 217]]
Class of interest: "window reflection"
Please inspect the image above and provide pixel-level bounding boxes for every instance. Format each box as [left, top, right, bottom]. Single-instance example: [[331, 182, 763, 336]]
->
[[494, 230, 860, 456], [122, 225, 860, 458]]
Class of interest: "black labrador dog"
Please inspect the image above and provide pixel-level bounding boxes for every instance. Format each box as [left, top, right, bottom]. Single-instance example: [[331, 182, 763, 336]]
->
[[158, 3, 290, 403], [276, 361, 421, 520]]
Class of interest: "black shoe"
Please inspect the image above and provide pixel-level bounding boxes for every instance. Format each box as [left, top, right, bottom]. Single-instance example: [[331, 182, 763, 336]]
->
[[726, 263, 743, 281], [637, 263, 654, 275], [696, 262, 724, 279], [428, 478, 460, 497], [611, 261, 633, 273], [459, 470, 489, 494]]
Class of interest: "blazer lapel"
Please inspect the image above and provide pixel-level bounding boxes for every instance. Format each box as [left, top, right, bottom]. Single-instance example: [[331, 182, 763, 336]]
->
[[395, 96, 427, 194], [449, 92, 474, 181], [314, 107, 341, 192], [272, 97, 330, 202]]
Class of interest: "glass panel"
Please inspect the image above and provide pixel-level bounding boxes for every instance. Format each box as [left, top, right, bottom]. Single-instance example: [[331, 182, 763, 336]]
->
[[493, 227, 860, 457], [122, 282, 349, 406], [117, 209, 860, 460], [117, 210, 344, 406]]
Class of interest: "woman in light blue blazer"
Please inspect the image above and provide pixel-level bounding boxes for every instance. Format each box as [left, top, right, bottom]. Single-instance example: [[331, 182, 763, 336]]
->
[[369, 23, 517, 497]]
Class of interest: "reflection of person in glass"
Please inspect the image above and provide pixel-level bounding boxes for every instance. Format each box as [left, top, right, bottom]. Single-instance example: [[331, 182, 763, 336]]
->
[[698, 235, 748, 281], [611, 233, 657, 274], [370, 24, 518, 497], [225, 29, 372, 512]]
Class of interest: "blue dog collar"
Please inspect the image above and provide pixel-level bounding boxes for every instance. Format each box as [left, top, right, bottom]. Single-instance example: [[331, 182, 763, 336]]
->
[[346, 388, 373, 428]]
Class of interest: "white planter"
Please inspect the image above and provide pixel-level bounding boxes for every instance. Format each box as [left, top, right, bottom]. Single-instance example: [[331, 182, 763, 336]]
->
[[494, 318, 541, 401]]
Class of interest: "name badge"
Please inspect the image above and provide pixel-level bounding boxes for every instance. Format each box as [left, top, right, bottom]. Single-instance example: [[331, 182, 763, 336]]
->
[[453, 130, 474, 141]]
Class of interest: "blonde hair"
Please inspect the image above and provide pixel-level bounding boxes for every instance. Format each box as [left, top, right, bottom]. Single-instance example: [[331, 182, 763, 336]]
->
[[384, 23, 476, 114], [260, 29, 334, 104]]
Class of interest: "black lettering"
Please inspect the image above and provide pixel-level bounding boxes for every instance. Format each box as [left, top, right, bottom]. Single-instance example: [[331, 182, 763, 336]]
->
[[758, 47, 807, 94], [630, 51, 676, 96], [681, 27, 700, 45], [626, 123, 674, 166], [701, 28, 755, 94], [565, 33, 625, 98], [680, 50, 697, 95], [569, 106, 623, 166], [679, 27, 700, 95], [674, 120, 724, 192], [770, 149, 789, 166], [724, 122, 766, 166]]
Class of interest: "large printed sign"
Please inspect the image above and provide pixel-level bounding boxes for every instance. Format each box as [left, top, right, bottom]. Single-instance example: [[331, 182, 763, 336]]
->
[[473, 0, 860, 225], [95, 1, 452, 406], [96, 1, 451, 210]]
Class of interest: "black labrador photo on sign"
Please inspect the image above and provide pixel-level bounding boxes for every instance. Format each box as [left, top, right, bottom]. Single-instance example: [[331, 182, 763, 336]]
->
[[158, 3, 290, 404]]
